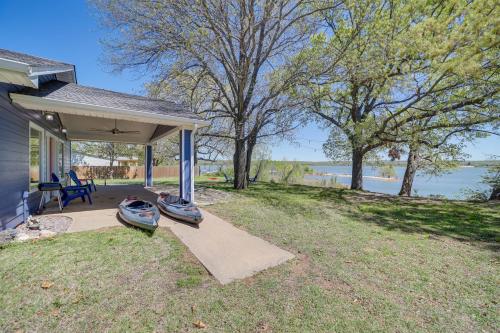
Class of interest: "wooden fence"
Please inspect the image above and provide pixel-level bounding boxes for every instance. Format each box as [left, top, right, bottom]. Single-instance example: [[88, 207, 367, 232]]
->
[[72, 165, 199, 179]]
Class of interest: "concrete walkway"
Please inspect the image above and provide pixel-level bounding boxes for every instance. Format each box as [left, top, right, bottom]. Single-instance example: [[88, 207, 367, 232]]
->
[[43, 185, 294, 284], [162, 209, 295, 284]]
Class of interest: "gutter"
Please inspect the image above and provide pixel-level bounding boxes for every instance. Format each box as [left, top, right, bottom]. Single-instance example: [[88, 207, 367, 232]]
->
[[0, 57, 75, 88], [10, 93, 211, 128]]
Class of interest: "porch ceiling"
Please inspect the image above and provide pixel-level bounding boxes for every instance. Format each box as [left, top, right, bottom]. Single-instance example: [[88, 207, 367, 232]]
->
[[58, 113, 175, 144]]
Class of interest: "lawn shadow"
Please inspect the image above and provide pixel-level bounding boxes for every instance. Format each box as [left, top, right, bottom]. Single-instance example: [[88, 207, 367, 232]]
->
[[206, 181, 499, 250], [206, 181, 350, 204], [344, 194, 499, 249], [115, 213, 155, 237]]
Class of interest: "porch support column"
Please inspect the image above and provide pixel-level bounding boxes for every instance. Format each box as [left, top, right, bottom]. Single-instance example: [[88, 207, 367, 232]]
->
[[179, 128, 194, 202], [145, 144, 153, 187]]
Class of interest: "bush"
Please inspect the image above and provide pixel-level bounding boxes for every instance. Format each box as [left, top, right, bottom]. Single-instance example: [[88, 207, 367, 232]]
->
[[483, 164, 499, 200], [303, 165, 315, 174], [463, 189, 490, 202], [464, 162, 499, 201], [250, 159, 271, 182], [273, 161, 304, 185], [378, 165, 396, 178]]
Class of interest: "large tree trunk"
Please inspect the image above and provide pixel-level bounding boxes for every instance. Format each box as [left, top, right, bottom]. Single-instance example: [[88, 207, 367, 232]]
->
[[489, 186, 500, 200], [233, 137, 247, 189], [399, 146, 420, 196], [351, 148, 364, 190], [245, 135, 257, 182]]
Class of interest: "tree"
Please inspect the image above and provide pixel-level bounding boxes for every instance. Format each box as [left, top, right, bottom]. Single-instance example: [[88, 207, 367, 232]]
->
[[72, 142, 141, 167], [92, 0, 336, 189], [484, 163, 500, 201], [464, 156, 500, 201], [151, 137, 179, 166], [147, 76, 233, 164], [378, 164, 396, 179], [396, 123, 498, 196], [293, 0, 499, 190]]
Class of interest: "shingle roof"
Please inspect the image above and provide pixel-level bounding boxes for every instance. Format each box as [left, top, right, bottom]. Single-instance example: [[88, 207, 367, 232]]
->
[[0, 48, 74, 70], [18, 80, 202, 121]]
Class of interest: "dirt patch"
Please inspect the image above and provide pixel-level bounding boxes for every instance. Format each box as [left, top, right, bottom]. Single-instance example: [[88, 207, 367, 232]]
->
[[291, 254, 312, 277]]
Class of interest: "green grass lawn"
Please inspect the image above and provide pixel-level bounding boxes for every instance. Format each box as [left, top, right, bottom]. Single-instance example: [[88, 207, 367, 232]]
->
[[1, 182, 498, 332]]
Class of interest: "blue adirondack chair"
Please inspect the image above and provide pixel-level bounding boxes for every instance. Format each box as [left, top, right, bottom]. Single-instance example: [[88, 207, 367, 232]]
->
[[68, 170, 97, 192], [50, 173, 92, 208]]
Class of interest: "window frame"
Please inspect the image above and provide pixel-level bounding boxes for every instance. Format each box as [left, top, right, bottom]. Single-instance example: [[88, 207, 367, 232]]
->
[[28, 122, 45, 192], [58, 140, 65, 179], [45, 132, 66, 180]]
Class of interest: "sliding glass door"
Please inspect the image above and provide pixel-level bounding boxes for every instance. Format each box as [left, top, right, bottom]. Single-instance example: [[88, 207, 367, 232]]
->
[[29, 122, 66, 191], [29, 125, 43, 191]]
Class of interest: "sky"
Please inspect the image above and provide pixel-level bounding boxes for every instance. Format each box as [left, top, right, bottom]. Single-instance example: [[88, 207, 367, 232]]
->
[[0, 0, 497, 161]]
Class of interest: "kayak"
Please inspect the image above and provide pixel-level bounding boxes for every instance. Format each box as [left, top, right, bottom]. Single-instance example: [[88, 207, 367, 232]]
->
[[157, 193, 204, 224], [118, 196, 160, 231]]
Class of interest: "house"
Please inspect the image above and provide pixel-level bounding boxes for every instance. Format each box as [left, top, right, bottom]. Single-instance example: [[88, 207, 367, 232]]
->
[[74, 155, 141, 167], [0, 49, 208, 230]]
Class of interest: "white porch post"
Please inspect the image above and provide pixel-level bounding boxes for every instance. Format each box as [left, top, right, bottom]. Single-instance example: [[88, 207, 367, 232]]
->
[[179, 128, 195, 202], [145, 144, 153, 187]]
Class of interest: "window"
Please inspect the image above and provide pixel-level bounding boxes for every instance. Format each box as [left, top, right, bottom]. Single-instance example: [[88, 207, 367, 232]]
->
[[29, 126, 43, 191]]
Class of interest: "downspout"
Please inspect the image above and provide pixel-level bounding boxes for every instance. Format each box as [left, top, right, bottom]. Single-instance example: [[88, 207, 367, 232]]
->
[[22, 190, 29, 224]]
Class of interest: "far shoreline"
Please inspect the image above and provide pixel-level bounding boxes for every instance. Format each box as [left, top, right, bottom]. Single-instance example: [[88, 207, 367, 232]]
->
[[315, 173, 399, 182]]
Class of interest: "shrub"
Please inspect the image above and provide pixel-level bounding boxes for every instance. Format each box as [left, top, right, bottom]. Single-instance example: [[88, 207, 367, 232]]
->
[[273, 161, 304, 185], [379, 165, 396, 178], [303, 165, 315, 174]]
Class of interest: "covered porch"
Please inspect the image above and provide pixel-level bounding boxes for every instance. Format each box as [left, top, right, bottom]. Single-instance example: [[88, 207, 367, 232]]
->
[[10, 82, 294, 284], [10, 80, 209, 202]]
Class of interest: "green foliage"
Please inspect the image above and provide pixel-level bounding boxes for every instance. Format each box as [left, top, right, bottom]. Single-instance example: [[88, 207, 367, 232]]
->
[[93, 0, 316, 188], [467, 159, 500, 201], [151, 136, 179, 166], [294, 0, 499, 189], [250, 159, 271, 182], [273, 161, 305, 185], [378, 165, 396, 179], [303, 165, 315, 174], [72, 142, 142, 166], [318, 176, 340, 188], [463, 188, 490, 202], [483, 164, 500, 195]]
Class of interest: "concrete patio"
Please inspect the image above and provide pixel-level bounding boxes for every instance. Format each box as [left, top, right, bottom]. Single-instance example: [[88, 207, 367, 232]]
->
[[41, 185, 294, 284]]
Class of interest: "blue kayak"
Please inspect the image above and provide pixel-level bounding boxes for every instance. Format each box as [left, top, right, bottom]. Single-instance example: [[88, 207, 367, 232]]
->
[[118, 197, 160, 231], [157, 193, 203, 224]]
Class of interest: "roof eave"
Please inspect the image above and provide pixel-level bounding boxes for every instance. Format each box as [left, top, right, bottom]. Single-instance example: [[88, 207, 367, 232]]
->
[[10, 92, 210, 128], [0, 58, 76, 88]]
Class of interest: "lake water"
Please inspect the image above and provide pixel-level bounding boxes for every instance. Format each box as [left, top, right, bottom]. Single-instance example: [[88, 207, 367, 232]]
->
[[308, 165, 489, 199], [200, 164, 490, 199]]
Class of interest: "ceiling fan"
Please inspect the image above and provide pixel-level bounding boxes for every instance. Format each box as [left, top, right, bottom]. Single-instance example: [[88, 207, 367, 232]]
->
[[87, 119, 141, 135]]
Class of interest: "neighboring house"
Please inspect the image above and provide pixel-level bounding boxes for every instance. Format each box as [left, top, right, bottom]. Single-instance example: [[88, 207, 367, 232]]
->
[[74, 155, 141, 167], [0, 49, 208, 230], [116, 158, 140, 167]]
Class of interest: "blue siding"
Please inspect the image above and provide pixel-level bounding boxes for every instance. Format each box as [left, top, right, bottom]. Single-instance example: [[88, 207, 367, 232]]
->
[[0, 82, 68, 230], [179, 129, 193, 202], [145, 145, 153, 187]]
